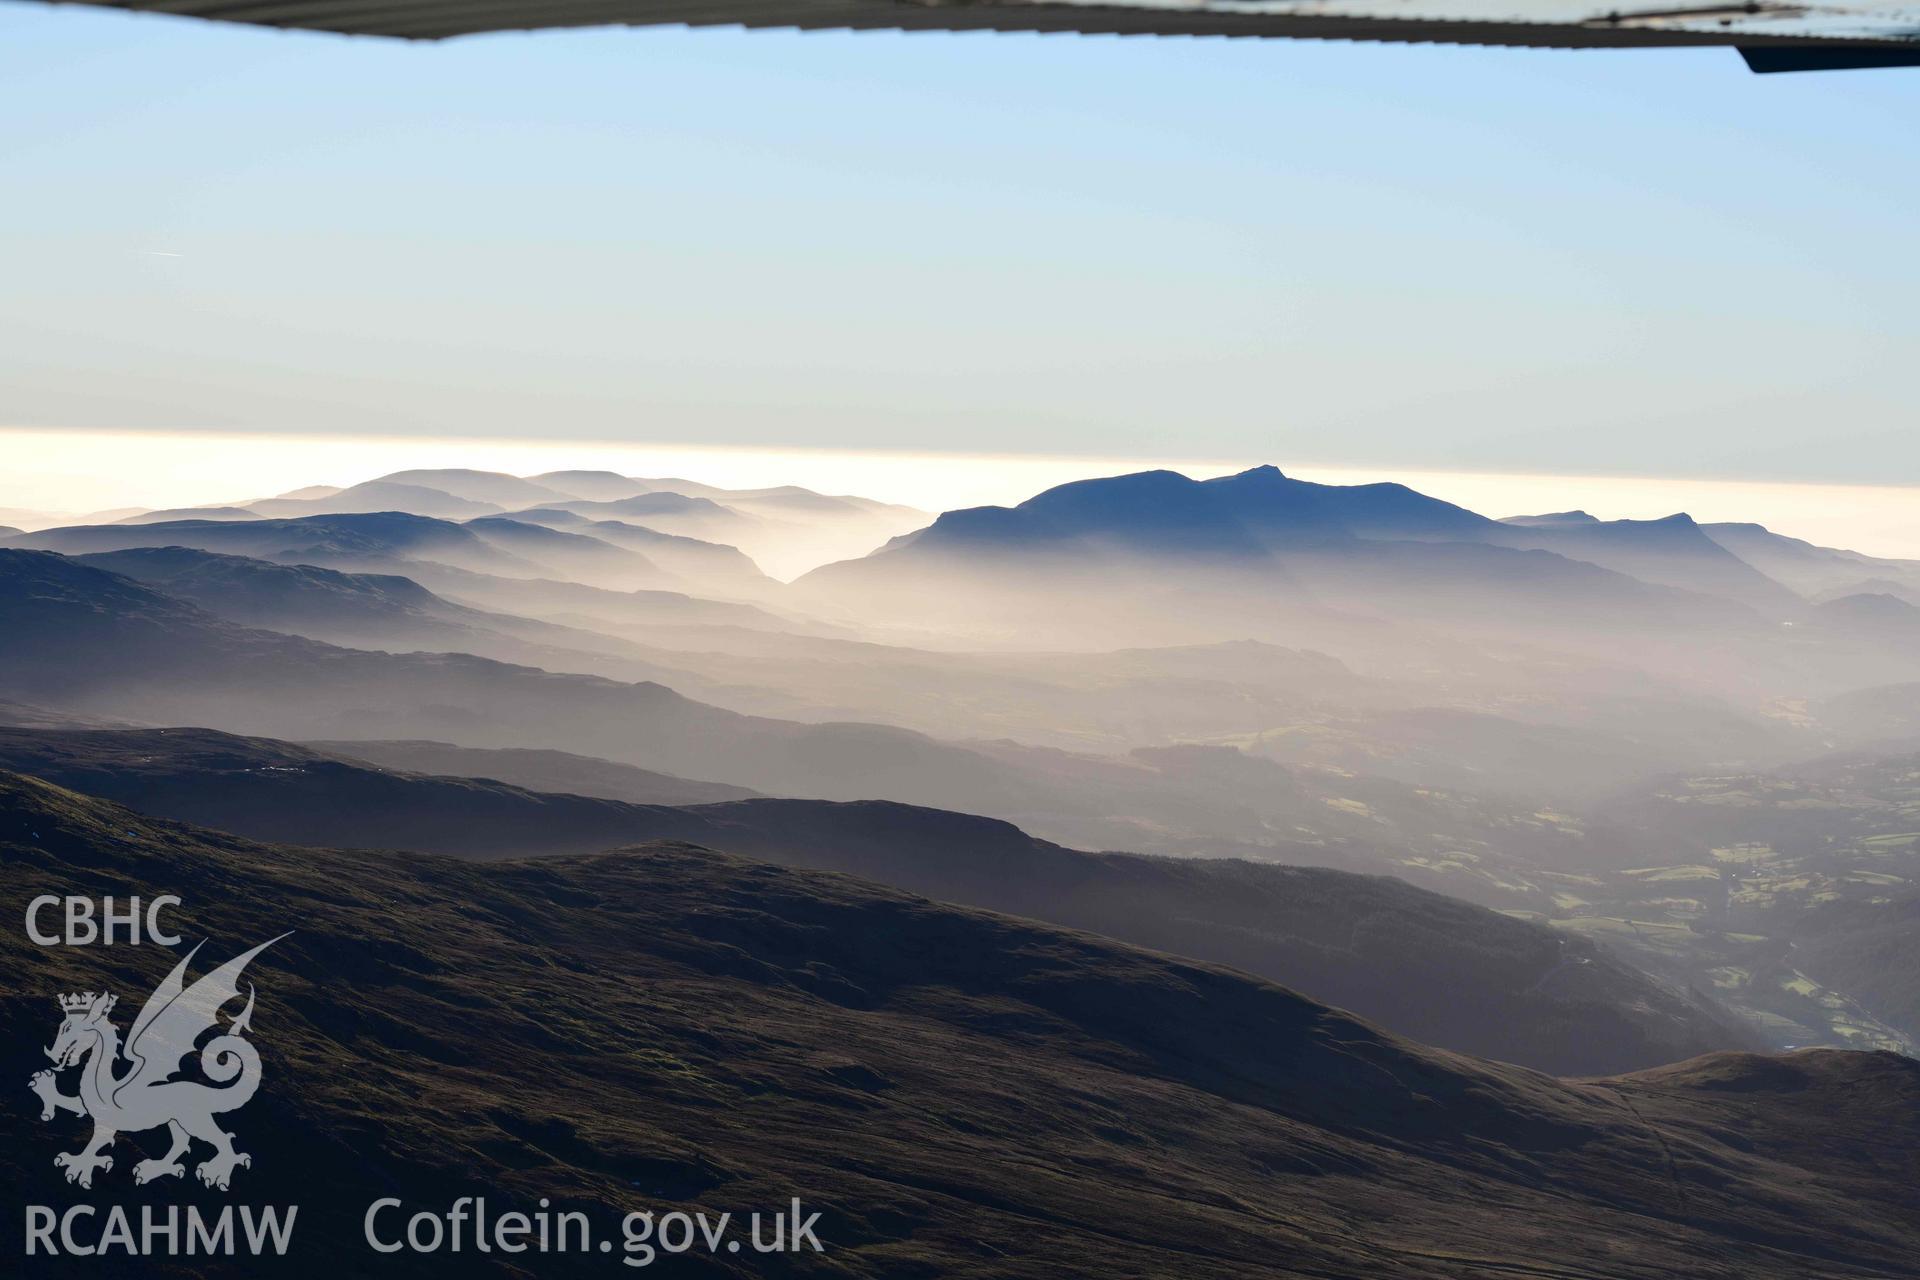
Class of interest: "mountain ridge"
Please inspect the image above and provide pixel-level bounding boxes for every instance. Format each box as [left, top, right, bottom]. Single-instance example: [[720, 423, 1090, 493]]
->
[[2, 773, 1916, 1279], [0, 722, 1756, 1075], [798, 466, 1784, 641]]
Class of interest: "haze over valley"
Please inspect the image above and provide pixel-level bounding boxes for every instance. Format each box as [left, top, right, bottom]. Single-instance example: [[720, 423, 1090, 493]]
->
[[11, 9, 1920, 1269], [7, 458, 1920, 1274]]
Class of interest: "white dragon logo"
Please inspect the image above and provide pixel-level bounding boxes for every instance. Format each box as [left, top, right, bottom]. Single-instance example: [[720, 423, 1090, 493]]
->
[[28, 934, 288, 1191]]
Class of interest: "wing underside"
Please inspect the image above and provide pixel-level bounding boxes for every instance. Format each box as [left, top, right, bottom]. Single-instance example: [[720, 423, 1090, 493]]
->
[[31, 0, 1920, 68]]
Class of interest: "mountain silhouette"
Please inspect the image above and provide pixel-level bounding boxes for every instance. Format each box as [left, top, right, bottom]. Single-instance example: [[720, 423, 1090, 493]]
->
[[501, 508, 773, 589], [61, 546, 719, 689], [527, 468, 656, 499], [370, 468, 574, 507], [309, 737, 761, 804], [0, 549, 1051, 808], [9, 511, 535, 577], [798, 466, 1771, 639], [1488, 512, 1801, 612], [1703, 521, 1920, 599], [457, 516, 667, 589], [115, 505, 261, 524], [1501, 509, 1602, 526], [247, 480, 503, 520], [868, 466, 1493, 559]]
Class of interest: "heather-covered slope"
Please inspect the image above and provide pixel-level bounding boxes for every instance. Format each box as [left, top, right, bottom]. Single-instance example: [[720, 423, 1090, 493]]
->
[[2, 775, 1916, 1279]]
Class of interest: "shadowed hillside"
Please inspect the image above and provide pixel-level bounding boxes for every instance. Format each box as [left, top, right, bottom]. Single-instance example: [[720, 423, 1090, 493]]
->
[[0, 549, 1048, 809], [313, 737, 763, 804], [2, 775, 1917, 1278], [0, 725, 1757, 1075]]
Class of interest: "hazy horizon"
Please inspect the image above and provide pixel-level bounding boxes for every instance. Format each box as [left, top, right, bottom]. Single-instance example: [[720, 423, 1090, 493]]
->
[[5, 425, 1918, 561], [11, 7, 1916, 559], [7, 7, 1920, 496]]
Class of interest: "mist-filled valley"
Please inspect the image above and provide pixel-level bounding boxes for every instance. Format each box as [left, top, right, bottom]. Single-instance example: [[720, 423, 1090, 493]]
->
[[13, 0, 1920, 1263], [6, 461, 1920, 1276]]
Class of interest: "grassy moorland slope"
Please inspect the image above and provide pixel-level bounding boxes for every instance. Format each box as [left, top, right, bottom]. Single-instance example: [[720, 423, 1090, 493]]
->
[[3, 775, 1917, 1279]]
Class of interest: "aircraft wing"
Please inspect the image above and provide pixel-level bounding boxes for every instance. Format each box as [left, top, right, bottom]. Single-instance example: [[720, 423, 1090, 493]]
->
[[34, 0, 1920, 71]]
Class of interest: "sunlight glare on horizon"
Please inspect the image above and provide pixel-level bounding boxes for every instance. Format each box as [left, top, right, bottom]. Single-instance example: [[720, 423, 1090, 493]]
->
[[4, 426, 1918, 563]]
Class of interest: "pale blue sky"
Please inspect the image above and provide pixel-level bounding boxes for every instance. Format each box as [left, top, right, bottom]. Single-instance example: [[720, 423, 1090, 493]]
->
[[2, 4, 1916, 484]]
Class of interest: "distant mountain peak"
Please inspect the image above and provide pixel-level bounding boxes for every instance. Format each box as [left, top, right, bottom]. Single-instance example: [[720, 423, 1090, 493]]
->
[[1500, 510, 1600, 527], [1016, 468, 1192, 508], [370, 469, 571, 508], [246, 480, 501, 520], [1815, 591, 1920, 622]]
